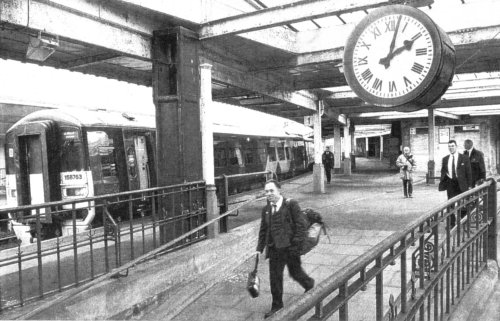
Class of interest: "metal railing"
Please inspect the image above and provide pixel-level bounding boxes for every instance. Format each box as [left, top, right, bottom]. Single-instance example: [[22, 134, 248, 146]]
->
[[215, 170, 274, 232], [11, 192, 266, 320], [272, 178, 497, 321], [0, 181, 207, 310]]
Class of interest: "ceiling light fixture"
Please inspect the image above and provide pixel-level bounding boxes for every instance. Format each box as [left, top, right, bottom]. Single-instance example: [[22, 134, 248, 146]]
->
[[26, 31, 59, 62]]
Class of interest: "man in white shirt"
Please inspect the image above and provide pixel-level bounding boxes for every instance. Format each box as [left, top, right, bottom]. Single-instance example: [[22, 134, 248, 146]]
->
[[438, 140, 472, 225], [256, 179, 314, 318]]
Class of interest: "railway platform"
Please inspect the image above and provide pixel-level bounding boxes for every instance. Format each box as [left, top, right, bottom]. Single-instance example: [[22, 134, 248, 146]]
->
[[0, 157, 498, 320]]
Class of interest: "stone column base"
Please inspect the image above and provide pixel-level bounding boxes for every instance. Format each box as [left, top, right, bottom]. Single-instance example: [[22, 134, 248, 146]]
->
[[343, 158, 352, 175], [206, 185, 219, 239], [313, 163, 325, 193], [427, 160, 435, 184]]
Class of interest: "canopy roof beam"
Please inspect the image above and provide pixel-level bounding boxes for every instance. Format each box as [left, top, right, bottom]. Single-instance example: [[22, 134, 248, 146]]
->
[[199, 0, 434, 39]]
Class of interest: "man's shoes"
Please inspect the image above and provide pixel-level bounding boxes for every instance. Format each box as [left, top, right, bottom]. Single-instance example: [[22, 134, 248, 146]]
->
[[304, 279, 315, 293], [264, 306, 283, 319], [409, 194, 413, 198]]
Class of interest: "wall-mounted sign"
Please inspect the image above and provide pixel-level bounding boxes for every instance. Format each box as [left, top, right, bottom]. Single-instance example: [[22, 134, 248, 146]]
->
[[439, 128, 450, 144]]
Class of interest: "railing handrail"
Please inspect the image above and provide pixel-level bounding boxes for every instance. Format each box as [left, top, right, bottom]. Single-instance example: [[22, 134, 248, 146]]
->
[[214, 170, 272, 180], [15, 192, 267, 320], [0, 180, 206, 213], [275, 178, 495, 319]]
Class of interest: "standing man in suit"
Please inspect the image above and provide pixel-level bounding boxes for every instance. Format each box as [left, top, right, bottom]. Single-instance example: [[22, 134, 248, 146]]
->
[[256, 179, 314, 318], [463, 139, 486, 187], [439, 140, 472, 226], [322, 147, 334, 184]]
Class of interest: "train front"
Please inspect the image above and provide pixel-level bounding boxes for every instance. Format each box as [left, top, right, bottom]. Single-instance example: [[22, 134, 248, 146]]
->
[[4, 112, 94, 243]]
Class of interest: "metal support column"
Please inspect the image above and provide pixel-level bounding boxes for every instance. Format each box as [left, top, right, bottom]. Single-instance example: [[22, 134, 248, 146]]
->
[[334, 125, 342, 173], [428, 108, 436, 184], [313, 102, 325, 193], [350, 121, 356, 170], [343, 118, 352, 175], [200, 63, 219, 238], [152, 27, 203, 242], [487, 178, 497, 261], [379, 135, 384, 161]]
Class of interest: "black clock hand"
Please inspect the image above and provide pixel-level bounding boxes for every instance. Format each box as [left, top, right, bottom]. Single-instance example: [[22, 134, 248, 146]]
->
[[391, 39, 416, 57], [379, 15, 402, 69], [379, 39, 416, 68], [388, 16, 402, 58]]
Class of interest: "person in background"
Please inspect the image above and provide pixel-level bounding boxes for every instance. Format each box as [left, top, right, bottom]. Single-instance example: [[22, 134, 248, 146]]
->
[[322, 147, 334, 184], [463, 139, 486, 187], [256, 179, 314, 318], [396, 147, 416, 198], [438, 140, 472, 226]]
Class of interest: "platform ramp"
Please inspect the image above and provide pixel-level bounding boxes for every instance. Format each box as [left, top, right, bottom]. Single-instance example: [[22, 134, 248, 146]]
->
[[1, 220, 260, 320]]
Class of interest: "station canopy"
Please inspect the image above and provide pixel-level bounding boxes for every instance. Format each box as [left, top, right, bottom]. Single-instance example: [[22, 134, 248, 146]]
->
[[0, 0, 499, 133]]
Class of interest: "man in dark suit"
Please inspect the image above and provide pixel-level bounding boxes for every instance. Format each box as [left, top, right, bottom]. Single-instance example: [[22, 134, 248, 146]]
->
[[463, 139, 486, 187], [439, 140, 472, 226], [256, 179, 314, 318], [322, 147, 334, 184]]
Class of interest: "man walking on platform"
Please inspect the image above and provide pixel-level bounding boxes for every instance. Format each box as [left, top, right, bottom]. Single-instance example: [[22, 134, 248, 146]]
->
[[463, 139, 486, 187], [322, 147, 334, 184], [256, 180, 314, 318], [438, 140, 472, 226]]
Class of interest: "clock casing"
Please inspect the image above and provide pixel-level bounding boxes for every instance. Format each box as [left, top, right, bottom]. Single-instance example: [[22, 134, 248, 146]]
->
[[343, 5, 455, 109]]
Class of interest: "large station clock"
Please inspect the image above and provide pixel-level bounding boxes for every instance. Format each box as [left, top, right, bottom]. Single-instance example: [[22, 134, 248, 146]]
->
[[343, 5, 456, 108]]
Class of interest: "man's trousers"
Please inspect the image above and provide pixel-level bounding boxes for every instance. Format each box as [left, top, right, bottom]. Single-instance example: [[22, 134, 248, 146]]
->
[[268, 247, 314, 309]]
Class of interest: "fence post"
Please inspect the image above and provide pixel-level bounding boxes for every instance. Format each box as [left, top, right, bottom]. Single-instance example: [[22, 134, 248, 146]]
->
[[206, 184, 219, 238], [487, 178, 497, 262]]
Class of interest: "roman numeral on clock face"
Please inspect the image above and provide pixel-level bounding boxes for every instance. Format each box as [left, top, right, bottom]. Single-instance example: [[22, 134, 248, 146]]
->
[[372, 27, 381, 39], [389, 81, 397, 92], [416, 48, 427, 56], [411, 63, 424, 74], [385, 20, 396, 32], [360, 41, 371, 50], [361, 69, 373, 82], [372, 78, 382, 91], [402, 22, 408, 33], [411, 32, 422, 41], [404, 76, 412, 87], [357, 56, 368, 66]]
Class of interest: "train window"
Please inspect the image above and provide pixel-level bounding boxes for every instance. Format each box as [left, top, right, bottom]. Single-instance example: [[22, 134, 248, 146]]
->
[[228, 148, 239, 166], [267, 145, 277, 162], [87, 131, 118, 179], [245, 151, 254, 164], [214, 148, 227, 167], [59, 128, 84, 171], [285, 147, 291, 160], [277, 144, 286, 161]]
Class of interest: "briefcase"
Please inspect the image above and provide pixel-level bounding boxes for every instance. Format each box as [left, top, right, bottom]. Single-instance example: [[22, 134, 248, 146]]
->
[[247, 253, 260, 298]]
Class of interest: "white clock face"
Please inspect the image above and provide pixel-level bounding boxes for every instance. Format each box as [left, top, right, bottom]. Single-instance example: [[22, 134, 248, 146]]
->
[[352, 14, 434, 99]]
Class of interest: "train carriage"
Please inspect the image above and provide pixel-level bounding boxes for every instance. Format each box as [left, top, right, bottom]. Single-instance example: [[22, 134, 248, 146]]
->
[[3, 108, 313, 243]]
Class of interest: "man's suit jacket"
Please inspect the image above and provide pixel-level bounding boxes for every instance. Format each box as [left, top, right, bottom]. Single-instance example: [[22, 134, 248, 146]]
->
[[439, 153, 472, 192], [322, 151, 334, 168], [256, 198, 308, 257], [466, 149, 486, 184]]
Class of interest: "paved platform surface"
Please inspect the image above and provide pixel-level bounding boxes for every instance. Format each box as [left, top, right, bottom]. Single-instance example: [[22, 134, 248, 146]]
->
[[477, 280, 500, 321], [3, 157, 498, 320], [142, 158, 452, 320]]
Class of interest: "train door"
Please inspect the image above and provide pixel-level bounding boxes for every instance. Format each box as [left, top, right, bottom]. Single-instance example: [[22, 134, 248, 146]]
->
[[123, 132, 151, 191], [18, 135, 46, 206], [134, 135, 150, 189]]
